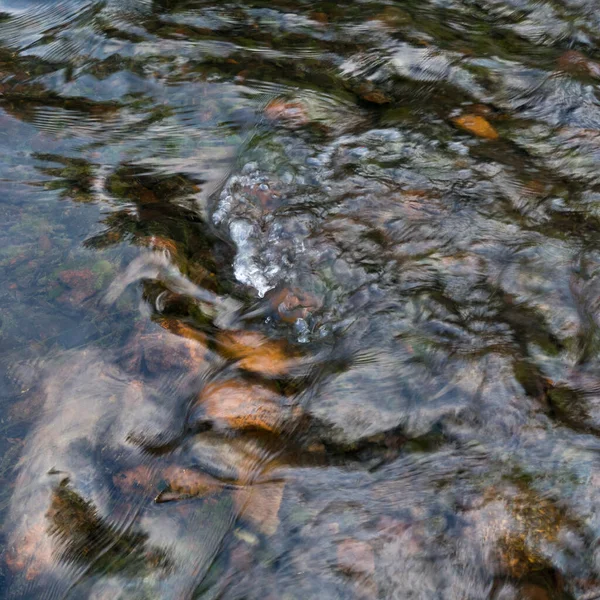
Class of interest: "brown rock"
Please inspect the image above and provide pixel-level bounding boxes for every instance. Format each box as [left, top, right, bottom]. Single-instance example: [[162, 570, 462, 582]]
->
[[157, 465, 224, 502], [197, 380, 291, 433], [233, 481, 285, 536], [235, 70, 249, 83], [452, 114, 499, 140], [229, 542, 254, 570], [9, 392, 44, 422], [187, 431, 282, 485], [557, 50, 600, 78], [360, 90, 391, 105], [140, 328, 209, 373], [217, 330, 295, 376]]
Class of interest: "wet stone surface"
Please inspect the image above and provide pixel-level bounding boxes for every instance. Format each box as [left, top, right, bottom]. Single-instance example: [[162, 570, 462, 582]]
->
[[2, 0, 600, 598]]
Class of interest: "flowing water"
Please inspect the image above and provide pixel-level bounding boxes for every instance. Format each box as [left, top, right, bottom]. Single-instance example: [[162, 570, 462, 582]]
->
[[3, 1, 600, 598]]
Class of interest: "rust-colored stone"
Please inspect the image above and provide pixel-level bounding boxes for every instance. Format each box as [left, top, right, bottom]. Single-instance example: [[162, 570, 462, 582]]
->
[[452, 114, 499, 140], [158, 465, 223, 502], [360, 90, 391, 105], [217, 330, 294, 376], [198, 380, 289, 433]]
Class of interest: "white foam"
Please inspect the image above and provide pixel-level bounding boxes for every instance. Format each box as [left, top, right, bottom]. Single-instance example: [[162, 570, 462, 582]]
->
[[229, 219, 275, 297]]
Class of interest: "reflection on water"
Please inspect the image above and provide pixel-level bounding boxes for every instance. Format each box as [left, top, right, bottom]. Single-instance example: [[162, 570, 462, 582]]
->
[[3, 0, 600, 598]]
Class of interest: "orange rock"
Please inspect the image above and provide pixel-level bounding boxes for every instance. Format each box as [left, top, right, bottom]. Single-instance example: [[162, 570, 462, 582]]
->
[[197, 380, 290, 433], [217, 330, 294, 376], [452, 114, 499, 140], [337, 539, 376, 576], [157, 465, 223, 502], [233, 481, 284, 535]]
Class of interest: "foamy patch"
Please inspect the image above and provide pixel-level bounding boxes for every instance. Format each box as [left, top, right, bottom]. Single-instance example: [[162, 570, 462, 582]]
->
[[229, 219, 276, 297]]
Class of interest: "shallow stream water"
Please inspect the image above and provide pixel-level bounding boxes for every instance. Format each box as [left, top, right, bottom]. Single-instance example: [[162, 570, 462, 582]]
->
[[2, 1, 600, 598]]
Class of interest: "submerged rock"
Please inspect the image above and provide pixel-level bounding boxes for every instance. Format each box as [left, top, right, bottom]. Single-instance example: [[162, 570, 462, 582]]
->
[[452, 115, 499, 140], [216, 330, 297, 377], [3, 346, 222, 598], [191, 379, 299, 434]]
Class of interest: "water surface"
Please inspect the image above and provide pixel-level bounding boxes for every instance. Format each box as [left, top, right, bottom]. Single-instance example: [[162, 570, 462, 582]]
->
[[2, 1, 600, 598]]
